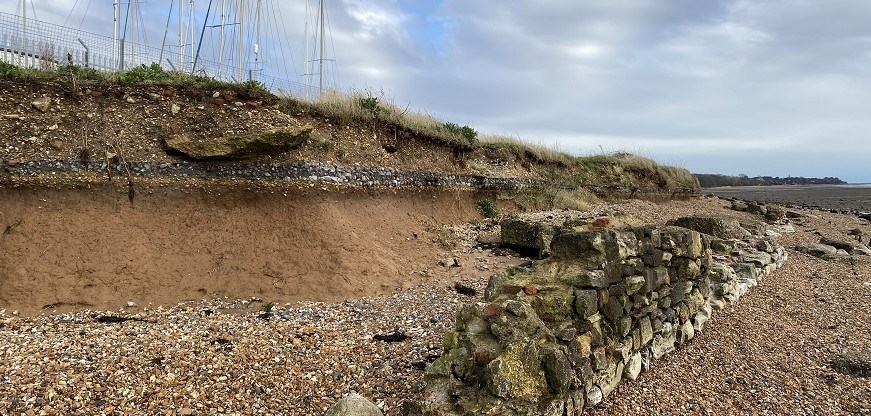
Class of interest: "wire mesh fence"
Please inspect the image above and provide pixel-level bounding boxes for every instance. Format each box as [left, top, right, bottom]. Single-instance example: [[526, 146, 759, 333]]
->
[[0, 11, 312, 96]]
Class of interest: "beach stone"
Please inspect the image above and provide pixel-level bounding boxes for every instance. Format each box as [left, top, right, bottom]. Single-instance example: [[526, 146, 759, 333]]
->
[[855, 245, 871, 256], [325, 393, 384, 416], [731, 200, 748, 211], [747, 203, 767, 216], [677, 320, 695, 345], [820, 237, 855, 254], [623, 352, 642, 381], [500, 219, 556, 257], [586, 386, 604, 407], [669, 216, 750, 239], [764, 204, 786, 222], [795, 243, 838, 258], [830, 351, 871, 377]]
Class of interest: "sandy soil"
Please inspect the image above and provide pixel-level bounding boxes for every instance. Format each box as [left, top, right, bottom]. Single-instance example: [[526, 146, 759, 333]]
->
[[0, 184, 499, 315]]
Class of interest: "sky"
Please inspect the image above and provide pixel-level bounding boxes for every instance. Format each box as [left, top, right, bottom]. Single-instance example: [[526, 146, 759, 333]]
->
[[6, 1, 871, 183]]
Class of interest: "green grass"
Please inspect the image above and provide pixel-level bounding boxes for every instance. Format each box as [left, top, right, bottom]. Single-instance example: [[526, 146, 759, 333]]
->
[[0, 61, 268, 95]]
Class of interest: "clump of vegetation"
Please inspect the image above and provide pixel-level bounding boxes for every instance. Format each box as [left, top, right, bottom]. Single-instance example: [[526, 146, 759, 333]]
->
[[357, 94, 383, 120], [317, 137, 334, 151], [477, 199, 498, 218], [442, 122, 478, 145], [0, 61, 268, 95]]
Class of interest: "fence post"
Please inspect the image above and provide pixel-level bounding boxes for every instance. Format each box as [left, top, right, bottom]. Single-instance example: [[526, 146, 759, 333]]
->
[[119, 39, 124, 70], [77, 38, 89, 68]]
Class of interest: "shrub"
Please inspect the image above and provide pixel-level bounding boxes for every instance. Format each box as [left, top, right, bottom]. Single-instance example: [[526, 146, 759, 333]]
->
[[241, 79, 268, 94], [443, 122, 478, 144], [120, 63, 168, 84], [318, 138, 333, 151], [477, 199, 498, 218], [357, 95, 382, 119]]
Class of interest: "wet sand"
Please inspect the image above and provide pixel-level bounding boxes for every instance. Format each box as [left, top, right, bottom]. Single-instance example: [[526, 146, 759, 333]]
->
[[706, 184, 871, 213]]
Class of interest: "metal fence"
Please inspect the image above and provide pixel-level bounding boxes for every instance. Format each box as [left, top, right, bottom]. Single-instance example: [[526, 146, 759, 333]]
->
[[0, 11, 312, 96]]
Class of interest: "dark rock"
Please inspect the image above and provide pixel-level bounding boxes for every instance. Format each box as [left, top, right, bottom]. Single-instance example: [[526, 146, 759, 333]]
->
[[454, 282, 477, 297], [574, 289, 598, 319], [542, 348, 572, 393], [830, 351, 871, 377], [94, 315, 146, 324], [550, 230, 618, 264], [374, 331, 409, 343]]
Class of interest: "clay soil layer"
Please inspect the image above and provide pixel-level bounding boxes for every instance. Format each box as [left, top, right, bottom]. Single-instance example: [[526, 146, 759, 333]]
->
[[0, 185, 484, 314]]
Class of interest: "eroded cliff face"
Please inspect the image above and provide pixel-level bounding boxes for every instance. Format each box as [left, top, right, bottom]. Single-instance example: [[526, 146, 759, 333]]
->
[[409, 217, 787, 415]]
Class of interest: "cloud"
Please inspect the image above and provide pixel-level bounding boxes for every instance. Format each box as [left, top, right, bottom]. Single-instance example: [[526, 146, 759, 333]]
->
[[7, 0, 871, 182]]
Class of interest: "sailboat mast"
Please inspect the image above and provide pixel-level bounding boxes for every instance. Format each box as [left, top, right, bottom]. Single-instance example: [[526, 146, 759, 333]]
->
[[238, 0, 244, 81], [189, 0, 195, 66], [159, 0, 174, 66], [113, 0, 119, 68], [254, 0, 261, 80], [21, 0, 26, 46], [130, 0, 137, 65], [218, 0, 225, 77], [319, 0, 324, 95], [177, 0, 183, 70]]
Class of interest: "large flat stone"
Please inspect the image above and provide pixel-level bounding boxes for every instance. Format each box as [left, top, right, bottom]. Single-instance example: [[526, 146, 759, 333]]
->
[[669, 216, 750, 239], [164, 126, 311, 160]]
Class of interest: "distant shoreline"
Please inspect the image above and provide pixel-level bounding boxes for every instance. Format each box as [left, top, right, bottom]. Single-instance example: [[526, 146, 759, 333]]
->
[[705, 184, 871, 214]]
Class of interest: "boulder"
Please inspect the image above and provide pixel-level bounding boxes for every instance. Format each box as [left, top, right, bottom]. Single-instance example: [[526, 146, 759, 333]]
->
[[164, 126, 311, 160], [820, 237, 855, 254], [325, 393, 384, 416], [500, 219, 557, 257], [764, 204, 786, 222], [795, 244, 852, 261], [486, 342, 548, 400], [731, 200, 748, 212], [795, 243, 837, 258], [746, 203, 767, 216], [550, 230, 618, 264], [855, 245, 871, 256], [668, 216, 750, 239]]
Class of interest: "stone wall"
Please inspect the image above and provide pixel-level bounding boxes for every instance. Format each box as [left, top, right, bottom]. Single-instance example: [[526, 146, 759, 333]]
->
[[407, 217, 786, 415]]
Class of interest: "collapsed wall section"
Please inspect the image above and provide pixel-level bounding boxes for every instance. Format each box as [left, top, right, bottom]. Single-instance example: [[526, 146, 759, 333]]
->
[[408, 220, 786, 415]]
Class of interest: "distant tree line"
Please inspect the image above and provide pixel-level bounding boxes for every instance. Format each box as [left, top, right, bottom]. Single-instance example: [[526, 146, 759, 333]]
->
[[693, 173, 846, 188]]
